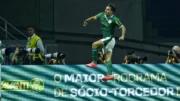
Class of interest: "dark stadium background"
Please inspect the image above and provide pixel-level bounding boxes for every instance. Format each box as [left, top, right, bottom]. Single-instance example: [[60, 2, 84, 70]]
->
[[0, 0, 180, 64]]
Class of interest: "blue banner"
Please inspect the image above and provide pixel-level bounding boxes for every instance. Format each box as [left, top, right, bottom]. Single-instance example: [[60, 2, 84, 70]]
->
[[1, 64, 180, 101]]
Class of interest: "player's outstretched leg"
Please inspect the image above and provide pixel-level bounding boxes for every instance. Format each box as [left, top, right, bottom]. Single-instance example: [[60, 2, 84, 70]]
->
[[86, 40, 103, 68], [102, 51, 114, 82]]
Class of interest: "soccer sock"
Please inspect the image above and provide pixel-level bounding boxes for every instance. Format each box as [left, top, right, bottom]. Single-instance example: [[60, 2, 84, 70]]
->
[[92, 48, 98, 63], [106, 61, 112, 75]]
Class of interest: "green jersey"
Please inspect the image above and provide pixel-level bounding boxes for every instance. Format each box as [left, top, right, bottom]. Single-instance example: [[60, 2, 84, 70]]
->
[[96, 12, 123, 38]]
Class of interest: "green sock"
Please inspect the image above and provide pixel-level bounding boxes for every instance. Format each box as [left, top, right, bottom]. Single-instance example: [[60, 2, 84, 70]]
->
[[106, 61, 112, 75], [92, 48, 98, 63]]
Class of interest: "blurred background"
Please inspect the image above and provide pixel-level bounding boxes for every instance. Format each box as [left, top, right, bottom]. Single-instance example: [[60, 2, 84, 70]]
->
[[0, 0, 180, 64]]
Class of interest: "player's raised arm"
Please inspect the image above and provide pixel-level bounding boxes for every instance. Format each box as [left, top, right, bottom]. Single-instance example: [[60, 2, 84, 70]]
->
[[83, 16, 97, 26]]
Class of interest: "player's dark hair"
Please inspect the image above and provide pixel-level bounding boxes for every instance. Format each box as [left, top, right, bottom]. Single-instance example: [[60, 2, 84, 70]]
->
[[108, 3, 116, 13]]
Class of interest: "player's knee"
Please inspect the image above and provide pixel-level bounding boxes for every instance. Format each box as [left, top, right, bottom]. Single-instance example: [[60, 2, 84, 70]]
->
[[92, 42, 98, 48], [105, 59, 111, 63], [105, 57, 111, 63]]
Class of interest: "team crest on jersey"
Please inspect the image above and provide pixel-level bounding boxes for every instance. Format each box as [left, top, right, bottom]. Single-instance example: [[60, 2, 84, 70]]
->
[[108, 20, 112, 24]]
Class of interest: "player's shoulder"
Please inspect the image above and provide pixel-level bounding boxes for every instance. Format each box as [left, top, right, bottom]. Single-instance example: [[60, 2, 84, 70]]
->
[[97, 12, 104, 16], [113, 15, 120, 20], [99, 12, 104, 14]]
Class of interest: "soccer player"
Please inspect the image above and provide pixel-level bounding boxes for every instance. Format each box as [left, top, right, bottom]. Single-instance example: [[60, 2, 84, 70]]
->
[[83, 3, 126, 82]]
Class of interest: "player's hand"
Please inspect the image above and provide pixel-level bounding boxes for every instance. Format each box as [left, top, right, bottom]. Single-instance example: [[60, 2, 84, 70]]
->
[[119, 36, 124, 41], [83, 20, 88, 27]]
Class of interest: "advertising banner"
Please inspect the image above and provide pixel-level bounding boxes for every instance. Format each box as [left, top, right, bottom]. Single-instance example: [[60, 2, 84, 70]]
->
[[1, 64, 180, 101]]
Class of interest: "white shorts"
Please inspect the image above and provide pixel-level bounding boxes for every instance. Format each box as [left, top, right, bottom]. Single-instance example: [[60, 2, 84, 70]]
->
[[101, 37, 115, 53]]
